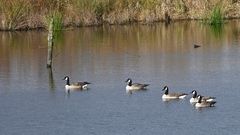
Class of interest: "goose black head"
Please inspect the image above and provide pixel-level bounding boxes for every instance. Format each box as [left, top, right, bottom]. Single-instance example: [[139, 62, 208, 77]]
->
[[63, 76, 70, 80], [162, 86, 169, 91], [191, 90, 197, 98], [162, 86, 169, 95], [125, 78, 132, 86], [63, 76, 70, 85], [197, 95, 203, 103]]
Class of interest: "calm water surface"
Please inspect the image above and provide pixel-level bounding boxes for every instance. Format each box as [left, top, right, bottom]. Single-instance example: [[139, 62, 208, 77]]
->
[[0, 21, 240, 135]]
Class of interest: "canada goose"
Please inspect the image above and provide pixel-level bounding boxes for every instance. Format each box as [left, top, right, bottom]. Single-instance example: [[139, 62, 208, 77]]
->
[[63, 76, 91, 90], [162, 86, 188, 100], [190, 90, 216, 103], [125, 78, 149, 92], [195, 95, 216, 108]]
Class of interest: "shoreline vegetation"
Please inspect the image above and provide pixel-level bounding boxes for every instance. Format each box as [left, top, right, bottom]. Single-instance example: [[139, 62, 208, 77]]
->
[[0, 0, 239, 31]]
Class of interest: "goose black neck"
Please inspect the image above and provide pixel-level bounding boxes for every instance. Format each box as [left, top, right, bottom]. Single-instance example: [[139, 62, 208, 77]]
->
[[193, 91, 197, 98], [66, 78, 70, 85], [128, 80, 132, 86], [198, 96, 202, 103], [164, 88, 169, 95]]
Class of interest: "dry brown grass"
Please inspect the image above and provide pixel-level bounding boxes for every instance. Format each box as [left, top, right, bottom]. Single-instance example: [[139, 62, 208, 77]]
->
[[0, 0, 31, 30], [0, 0, 239, 30]]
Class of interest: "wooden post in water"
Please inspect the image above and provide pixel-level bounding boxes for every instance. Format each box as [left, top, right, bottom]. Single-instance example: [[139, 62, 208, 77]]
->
[[48, 67, 55, 91], [47, 18, 54, 68]]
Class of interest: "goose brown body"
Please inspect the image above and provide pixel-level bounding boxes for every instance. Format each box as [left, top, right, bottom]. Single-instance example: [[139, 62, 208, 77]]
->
[[162, 86, 188, 100], [63, 76, 90, 90]]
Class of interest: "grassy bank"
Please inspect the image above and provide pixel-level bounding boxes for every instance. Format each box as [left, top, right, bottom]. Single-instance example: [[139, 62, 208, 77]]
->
[[0, 0, 239, 30]]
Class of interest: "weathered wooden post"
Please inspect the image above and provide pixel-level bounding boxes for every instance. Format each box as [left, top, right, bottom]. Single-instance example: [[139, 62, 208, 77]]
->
[[47, 18, 54, 68], [48, 67, 55, 91]]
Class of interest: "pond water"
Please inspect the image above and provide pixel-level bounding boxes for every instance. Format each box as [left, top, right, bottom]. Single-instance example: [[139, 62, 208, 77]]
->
[[0, 20, 240, 135]]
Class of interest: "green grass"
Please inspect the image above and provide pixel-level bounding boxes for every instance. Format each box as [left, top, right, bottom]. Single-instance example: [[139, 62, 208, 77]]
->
[[45, 11, 63, 40], [208, 6, 224, 25], [52, 11, 63, 31]]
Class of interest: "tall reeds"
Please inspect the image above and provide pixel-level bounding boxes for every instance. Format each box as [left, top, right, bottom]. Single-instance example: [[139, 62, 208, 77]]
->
[[0, 0, 238, 31], [208, 6, 224, 25], [0, 0, 30, 30]]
